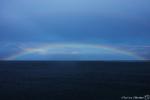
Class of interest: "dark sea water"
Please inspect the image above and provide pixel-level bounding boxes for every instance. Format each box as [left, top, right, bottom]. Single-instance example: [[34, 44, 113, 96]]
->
[[0, 61, 150, 100]]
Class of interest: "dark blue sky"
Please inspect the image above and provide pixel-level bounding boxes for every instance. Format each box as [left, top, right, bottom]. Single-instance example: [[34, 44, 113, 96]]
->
[[0, 0, 150, 60]]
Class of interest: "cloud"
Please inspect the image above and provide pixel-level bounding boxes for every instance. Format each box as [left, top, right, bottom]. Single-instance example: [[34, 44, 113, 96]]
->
[[115, 45, 150, 60], [1, 0, 150, 18]]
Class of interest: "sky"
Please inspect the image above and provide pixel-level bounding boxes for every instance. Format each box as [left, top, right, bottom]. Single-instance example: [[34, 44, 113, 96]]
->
[[0, 0, 150, 60]]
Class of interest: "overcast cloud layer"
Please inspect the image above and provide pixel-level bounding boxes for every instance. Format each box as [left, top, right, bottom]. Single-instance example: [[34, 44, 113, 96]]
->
[[0, 0, 150, 60]]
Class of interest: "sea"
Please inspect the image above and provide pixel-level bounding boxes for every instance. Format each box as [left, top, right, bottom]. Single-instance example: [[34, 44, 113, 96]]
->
[[0, 61, 150, 100]]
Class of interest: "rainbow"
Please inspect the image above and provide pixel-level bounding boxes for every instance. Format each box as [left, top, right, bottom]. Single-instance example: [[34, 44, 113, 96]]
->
[[3, 43, 146, 60]]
